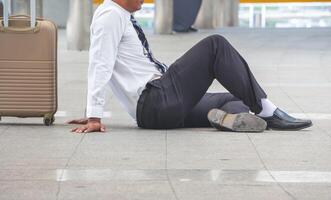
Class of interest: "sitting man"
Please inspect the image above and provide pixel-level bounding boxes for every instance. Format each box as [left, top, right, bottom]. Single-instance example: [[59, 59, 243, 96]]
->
[[69, 0, 312, 133]]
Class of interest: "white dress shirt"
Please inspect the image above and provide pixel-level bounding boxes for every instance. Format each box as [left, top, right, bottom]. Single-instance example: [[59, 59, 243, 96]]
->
[[86, 0, 162, 120]]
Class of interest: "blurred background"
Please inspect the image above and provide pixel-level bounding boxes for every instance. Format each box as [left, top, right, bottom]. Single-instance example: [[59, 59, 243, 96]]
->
[[135, 0, 331, 29], [2, 0, 331, 29], [2, 0, 331, 50], [1, 2, 331, 200]]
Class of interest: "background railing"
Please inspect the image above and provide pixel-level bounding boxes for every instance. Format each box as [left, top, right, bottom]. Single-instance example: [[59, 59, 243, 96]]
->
[[93, 0, 331, 5], [240, 0, 331, 2], [114, 0, 331, 3], [92, 0, 331, 30]]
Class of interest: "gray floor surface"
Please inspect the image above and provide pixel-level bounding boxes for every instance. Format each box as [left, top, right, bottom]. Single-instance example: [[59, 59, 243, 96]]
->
[[1, 27, 331, 200]]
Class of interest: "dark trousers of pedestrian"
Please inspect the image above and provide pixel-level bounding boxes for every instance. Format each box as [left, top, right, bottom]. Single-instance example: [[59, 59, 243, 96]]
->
[[136, 35, 267, 129], [173, 0, 202, 32], [0, 2, 3, 17]]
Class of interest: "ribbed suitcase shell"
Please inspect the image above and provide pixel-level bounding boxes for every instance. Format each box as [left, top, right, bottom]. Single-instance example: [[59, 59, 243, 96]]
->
[[0, 17, 57, 125]]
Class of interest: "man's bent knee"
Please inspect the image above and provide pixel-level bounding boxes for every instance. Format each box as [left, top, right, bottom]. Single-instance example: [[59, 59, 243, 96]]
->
[[208, 34, 228, 44]]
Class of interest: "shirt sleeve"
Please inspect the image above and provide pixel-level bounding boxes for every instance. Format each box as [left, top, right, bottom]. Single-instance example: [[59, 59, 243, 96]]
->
[[86, 10, 126, 118]]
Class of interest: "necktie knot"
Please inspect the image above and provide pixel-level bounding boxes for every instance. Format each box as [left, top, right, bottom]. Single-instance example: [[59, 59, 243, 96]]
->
[[130, 15, 137, 24]]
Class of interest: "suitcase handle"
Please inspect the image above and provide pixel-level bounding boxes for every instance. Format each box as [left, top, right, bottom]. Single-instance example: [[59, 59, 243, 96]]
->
[[0, 15, 40, 33], [2, 0, 36, 28]]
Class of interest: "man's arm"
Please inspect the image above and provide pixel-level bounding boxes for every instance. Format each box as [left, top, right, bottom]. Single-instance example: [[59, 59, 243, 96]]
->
[[71, 10, 126, 133]]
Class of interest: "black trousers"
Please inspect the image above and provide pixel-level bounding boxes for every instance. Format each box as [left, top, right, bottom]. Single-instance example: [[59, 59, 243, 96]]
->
[[0, 2, 3, 17], [137, 35, 267, 129], [173, 0, 202, 32]]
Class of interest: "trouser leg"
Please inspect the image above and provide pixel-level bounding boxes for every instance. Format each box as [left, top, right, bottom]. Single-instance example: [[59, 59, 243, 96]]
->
[[137, 35, 266, 129], [173, 0, 202, 31], [183, 93, 249, 128]]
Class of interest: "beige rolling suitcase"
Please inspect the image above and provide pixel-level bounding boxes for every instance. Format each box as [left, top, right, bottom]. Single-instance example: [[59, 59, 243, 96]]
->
[[0, 0, 57, 126]]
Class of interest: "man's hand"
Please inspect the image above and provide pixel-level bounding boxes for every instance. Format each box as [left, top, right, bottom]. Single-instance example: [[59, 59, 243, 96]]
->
[[67, 118, 88, 125], [69, 118, 106, 133]]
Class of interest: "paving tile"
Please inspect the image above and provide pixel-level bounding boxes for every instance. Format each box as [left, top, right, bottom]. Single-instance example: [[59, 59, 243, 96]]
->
[[68, 130, 167, 169], [248, 132, 331, 170], [1, 27, 331, 200], [283, 184, 331, 200], [0, 181, 58, 200], [166, 131, 265, 170], [0, 126, 81, 169], [173, 183, 292, 200], [58, 181, 176, 200]]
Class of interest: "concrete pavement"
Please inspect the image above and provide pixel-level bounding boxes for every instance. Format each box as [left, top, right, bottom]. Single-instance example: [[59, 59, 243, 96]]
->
[[0, 27, 331, 200]]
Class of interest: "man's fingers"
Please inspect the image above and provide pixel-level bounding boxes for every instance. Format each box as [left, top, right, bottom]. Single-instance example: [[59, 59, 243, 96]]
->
[[72, 126, 87, 133], [69, 122, 106, 134], [77, 127, 87, 133], [84, 124, 106, 133], [84, 127, 96, 133], [71, 127, 85, 133], [71, 127, 83, 133], [71, 127, 78, 132], [100, 124, 106, 132]]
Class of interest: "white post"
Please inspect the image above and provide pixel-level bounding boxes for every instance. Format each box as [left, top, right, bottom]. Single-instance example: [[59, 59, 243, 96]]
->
[[11, 0, 42, 17], [261, 4, 266, 28], [195, 0, 239, 29], [228, 0, 239, 26], [154, 0, 173, 34], [66, 0, 93, 51], [195, 0, 217, 29], [249, 5, 254, 28], [30, 0, 36, 28], [254, 9, 262, 28], [3, 0, 9, 27]]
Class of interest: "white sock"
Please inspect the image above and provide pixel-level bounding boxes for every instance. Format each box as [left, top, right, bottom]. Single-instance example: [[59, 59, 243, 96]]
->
[[257, 99, 277, 117]]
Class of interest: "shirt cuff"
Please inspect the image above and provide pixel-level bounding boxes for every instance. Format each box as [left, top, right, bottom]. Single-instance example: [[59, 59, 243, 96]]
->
[[86, 105, 104, 119]]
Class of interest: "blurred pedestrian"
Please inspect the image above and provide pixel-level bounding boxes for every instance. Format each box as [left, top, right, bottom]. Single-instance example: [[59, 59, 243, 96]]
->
[[0, 0, 3, 17], [0, 0, 10, 17], [173, 0, 202, 32]]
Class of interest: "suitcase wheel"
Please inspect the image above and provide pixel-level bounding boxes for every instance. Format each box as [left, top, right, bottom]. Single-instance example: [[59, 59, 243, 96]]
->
[[43, 114, 55, 126]]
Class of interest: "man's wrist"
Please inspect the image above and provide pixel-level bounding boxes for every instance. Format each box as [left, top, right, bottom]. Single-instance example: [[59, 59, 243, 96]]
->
[[88, 118, 101, 123], [86, 106, 104, 119]]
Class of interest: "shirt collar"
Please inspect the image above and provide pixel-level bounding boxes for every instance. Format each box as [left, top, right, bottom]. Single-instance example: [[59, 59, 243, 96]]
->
[[105, 0, 132, 16]]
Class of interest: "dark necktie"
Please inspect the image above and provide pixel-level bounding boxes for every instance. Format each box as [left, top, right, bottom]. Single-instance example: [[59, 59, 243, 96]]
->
[[130, 15, 167, 74]]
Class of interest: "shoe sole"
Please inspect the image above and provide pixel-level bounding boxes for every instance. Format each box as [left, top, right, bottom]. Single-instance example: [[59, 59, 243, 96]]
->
[[207, 109, 267, 132]]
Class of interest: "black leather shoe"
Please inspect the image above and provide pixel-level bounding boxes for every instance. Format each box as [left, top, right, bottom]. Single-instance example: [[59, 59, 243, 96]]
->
[[261, 108, 312, 130], [188, 26, 198, 32], [174, 26, 198, 33]]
